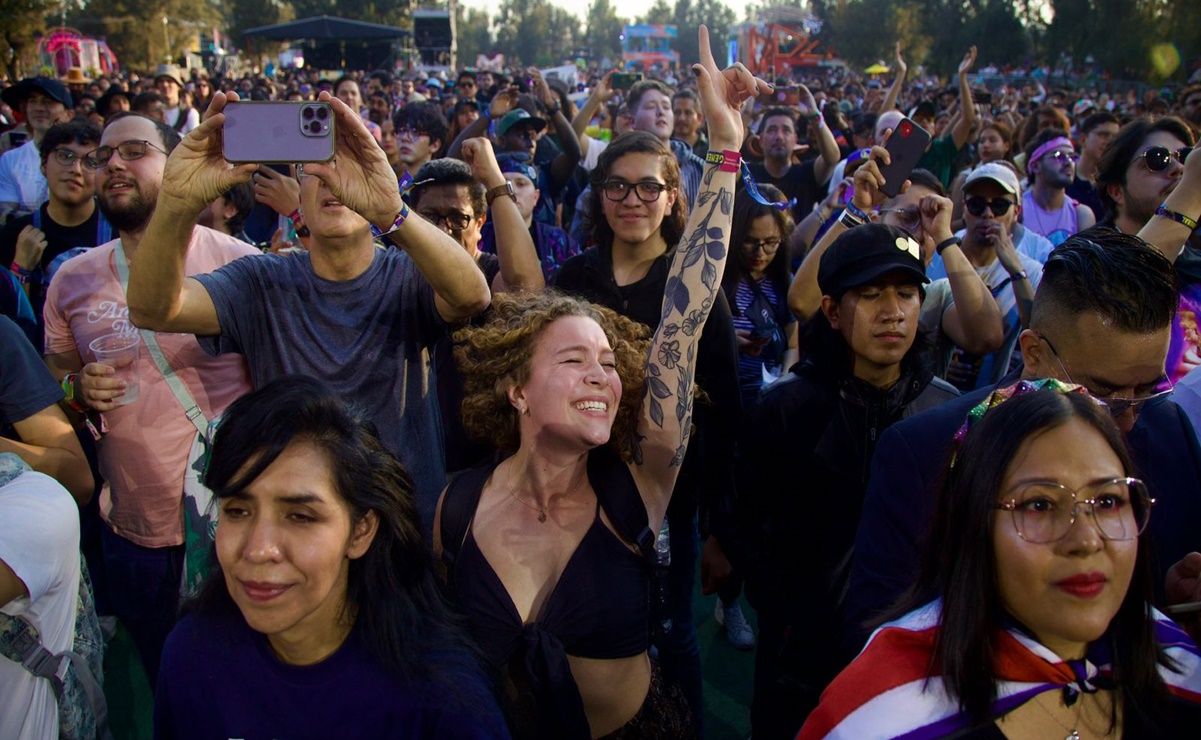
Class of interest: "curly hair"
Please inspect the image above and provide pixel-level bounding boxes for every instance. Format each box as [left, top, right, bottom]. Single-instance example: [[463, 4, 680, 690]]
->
[[453, 290, 651, 461]]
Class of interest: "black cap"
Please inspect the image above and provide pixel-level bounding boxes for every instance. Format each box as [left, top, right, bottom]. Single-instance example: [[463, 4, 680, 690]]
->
[[1, 77, 73, 111], [818, 223, 928, 299]]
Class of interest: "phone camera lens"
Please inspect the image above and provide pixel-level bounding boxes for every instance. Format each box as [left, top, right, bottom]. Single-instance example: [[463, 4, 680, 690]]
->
[[316, 106, 329, 120], [308, 121, 322, 134], [303, 106, 315, 120]]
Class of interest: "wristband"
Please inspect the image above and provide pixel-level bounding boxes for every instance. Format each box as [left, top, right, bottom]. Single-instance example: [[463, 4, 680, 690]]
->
[[705, 150, 742, 173], [1009, 269, 1028, 282], [287, 209, 303, 225], [844, 200, 872, 223], [935, 237, 961, 255], [1155, 205, 1199, 231], [805, 111, 822, 125], [839, 209, 866, 229], [370, 201, 411, 241], [9, 260, 33, 277], [62, 373, 88, 414]]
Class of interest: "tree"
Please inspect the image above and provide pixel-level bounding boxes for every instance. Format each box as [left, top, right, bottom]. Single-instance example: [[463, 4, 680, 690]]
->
[[77, 0, 222, 71], [639, 0, 674, 25], [227, 0, 293, 41], [585, 0, 625, 63], [0, 0, 53, 79], [455, 6, 495, 65], [496, 0, 578, 67], [672, 0, 736, 67]]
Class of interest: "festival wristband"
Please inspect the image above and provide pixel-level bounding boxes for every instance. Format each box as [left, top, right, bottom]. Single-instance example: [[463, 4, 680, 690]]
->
[[1009, 269, 1028, 282], [62, 373, 88, 414], [705, 150, 742, 173], [844, 200, 872, 223], [1155, 205, 1199, 231], [839, 209, 865, 229], [739, 161, 790, 211], [287, 209, 303, 225], [370, 201, 411, 240], [935, 237, 961, 255], [9, 261, 33, 282]]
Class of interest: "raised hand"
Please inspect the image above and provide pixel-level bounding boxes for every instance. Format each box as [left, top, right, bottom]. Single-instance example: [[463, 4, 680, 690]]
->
[[301, 91, 403, 230], [692, 24, 773, 152], [918, 193, 954, 245], [158, 91, 257, 215], [252, 165, 301, 217], [489, 88, 519, 120], [895, 42, 908, 76], [460, 138, 505, 189], [14, 225, 47, 270], [529, 68, 558, 111], [593, 71, 617, 104], [958, 45, 978, 76], [852, 135, 908, 211], [797, 84, 819, 119]]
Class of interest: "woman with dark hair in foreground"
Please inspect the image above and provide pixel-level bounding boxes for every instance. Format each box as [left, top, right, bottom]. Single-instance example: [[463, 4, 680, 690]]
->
[[153, 375, 508, 739], [799, 381, 1201, 740]]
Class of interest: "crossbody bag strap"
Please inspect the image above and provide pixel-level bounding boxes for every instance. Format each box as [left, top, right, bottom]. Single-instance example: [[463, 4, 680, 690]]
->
[[113, 241, 208, 437]]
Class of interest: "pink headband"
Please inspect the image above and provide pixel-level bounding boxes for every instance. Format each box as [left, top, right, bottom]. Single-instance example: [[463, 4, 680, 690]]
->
[[1027, 137, 1075, 174]]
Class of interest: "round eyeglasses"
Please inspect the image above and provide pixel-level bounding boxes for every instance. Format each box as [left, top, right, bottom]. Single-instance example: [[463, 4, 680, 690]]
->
[[1138, 146, 1191, 173], [996, 478, 1153, 543]]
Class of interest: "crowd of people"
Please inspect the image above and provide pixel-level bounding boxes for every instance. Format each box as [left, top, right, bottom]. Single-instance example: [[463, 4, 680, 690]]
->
[[3, 24, 1201, 740]]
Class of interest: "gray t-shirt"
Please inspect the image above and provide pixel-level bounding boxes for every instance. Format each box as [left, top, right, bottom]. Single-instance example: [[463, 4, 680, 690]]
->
[[918, 278, 956, 378], [195, 248, 449, 526]]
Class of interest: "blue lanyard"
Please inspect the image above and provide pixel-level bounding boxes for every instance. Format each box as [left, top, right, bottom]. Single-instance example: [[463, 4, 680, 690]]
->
[[739, 161, 789, 210]]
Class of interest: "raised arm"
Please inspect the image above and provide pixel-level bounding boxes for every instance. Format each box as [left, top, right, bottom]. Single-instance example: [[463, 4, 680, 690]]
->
[[799, 84, 841, 186], [571, 72, 616, 158], [878, 42, 907, 115], [632, 26, 771, 524], [459, 138, 543, 293], [949, 46, 978, 149], [127, 91, 257, 335], [1136, 146, 1201, 265], [447, 89, 517, 160], [296, 93, 490, 323], [529, 69, 583, 186]]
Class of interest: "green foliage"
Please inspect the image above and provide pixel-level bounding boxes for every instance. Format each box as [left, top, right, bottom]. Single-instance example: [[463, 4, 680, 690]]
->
[[455, 6, 495, 66], [671, 0, 736, 69], [639, 0, 674, 26], [494, 0, 577, 67], [585, 0, 625, 62], [76, 0, 224, 71], [0, 0, 54, 79]]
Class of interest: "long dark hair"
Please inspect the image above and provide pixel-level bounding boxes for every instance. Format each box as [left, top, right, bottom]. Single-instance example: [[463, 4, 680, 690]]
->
[[899, 390, 1169, 726], [187, 376, 488, 702], [588, 131, 688, 252], [722, 184, 794, 314]]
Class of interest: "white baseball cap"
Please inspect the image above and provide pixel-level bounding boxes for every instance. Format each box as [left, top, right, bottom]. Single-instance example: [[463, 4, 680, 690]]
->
[[963, 161, 1022, 196]]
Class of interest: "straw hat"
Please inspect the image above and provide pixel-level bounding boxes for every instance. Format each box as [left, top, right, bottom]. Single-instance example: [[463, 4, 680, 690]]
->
[[61, 67, 92, 85]]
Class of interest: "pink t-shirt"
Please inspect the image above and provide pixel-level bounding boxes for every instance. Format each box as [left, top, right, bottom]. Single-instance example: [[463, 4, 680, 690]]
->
[[44, 227, 259, 547]]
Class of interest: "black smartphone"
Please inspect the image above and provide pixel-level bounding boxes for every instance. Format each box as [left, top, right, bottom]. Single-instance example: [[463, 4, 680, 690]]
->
[[611, 73, 644, 90], [877, 117, 932, 198]]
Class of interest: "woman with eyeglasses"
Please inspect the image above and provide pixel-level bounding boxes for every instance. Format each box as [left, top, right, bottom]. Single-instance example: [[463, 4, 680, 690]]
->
[[724, 184, 799, 404], [798, 382, 1201, 740], [441, 34, 768, 738]]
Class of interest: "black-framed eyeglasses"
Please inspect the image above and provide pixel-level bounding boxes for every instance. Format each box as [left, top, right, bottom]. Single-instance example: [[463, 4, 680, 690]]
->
[[396, 126, 429, 141], [601, 180, 667, 203], [83, 140, 167, 170], [1035, 332, 1174, 416], [964, 196, 1015, 217], [741, 238, 781, 255], [1138, 146, 1191, 173], [997, 478, 1153, 544], [49, 148, 86, 168], [879, 207, 922, 232], [419, 210, 474, 231]]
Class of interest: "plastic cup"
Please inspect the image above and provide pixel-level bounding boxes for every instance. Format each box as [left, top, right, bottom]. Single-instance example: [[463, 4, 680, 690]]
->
[[88, 333, 141, 405]]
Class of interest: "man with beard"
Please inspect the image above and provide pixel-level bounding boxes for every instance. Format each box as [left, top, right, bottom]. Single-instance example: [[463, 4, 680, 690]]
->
[[0, 78, 74, 223], [0, 119, 108, 346], [41, 112, 257, 685], [1095, 116, 1201, 381], [747, 99, 841, 221], [1020, 128, 1095, 246], [1066, 111, 1120, 221]]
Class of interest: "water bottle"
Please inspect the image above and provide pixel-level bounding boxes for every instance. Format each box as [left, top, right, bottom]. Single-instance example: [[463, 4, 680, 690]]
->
[[655, 518, 672, 635]]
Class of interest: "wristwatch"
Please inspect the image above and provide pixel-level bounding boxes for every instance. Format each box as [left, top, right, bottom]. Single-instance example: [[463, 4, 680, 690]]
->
[[486, 181, 516, 206]]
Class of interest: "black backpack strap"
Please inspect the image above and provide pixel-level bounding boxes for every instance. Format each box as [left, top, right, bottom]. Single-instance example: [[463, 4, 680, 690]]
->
[[439, 463, 493, 574], [171, 108, 188, 132], [588, 446, 655, 562]]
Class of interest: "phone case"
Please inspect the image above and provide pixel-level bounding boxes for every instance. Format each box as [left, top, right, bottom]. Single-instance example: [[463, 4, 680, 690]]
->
[[878, 117, 932, 198], [223, 102, 335, 164]]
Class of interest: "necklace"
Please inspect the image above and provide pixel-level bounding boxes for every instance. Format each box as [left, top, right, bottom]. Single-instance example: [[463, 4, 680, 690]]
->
[[1032, 691, 1084, 740], [507, 463, 586, 523]]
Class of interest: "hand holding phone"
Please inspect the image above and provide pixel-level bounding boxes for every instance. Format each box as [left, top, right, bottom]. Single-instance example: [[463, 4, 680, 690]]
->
[[877, 117, 931, 198], [611, 73, 643, 90]]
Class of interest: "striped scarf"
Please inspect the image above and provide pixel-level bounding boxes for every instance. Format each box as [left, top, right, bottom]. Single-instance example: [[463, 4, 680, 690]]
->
[[798, 600, 1201, 740]]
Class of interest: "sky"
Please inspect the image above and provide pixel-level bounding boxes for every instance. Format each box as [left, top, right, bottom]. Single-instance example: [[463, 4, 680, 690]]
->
[[457, 0, 749, 25]]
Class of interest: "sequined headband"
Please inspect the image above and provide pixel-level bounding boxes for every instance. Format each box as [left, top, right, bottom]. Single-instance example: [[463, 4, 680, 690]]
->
[[950, 378, 1103, 466]]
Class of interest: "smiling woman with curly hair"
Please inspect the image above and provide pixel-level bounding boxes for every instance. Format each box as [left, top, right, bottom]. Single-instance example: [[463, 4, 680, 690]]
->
[[433, 33, 771, 740]]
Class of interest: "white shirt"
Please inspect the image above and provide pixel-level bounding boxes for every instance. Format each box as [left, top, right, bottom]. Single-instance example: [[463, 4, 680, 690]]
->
[[163, 106, 200, 134], [0, 470, 81, 740], [0, 140, 47, 214]]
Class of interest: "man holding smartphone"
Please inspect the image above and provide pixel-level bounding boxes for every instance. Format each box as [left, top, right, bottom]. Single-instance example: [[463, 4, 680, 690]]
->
[[125, 91, 493, 531]]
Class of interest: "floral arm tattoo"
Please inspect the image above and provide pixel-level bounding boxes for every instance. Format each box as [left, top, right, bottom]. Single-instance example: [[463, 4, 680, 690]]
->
[[637, 181, 734, 468]]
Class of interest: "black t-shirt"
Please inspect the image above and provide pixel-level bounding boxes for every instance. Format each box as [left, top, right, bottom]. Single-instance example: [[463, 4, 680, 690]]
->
[[0, 202, 105, 273], [1066, 175, 1106, 221], [747, 160, 821, 221]]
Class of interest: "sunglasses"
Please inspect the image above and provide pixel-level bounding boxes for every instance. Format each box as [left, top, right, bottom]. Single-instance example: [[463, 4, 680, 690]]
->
[[83, 140, 167, 170], [964, 196, 1015, 217], [1040, 150, 1079, 165], [1138, 146, 1192, 172]]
